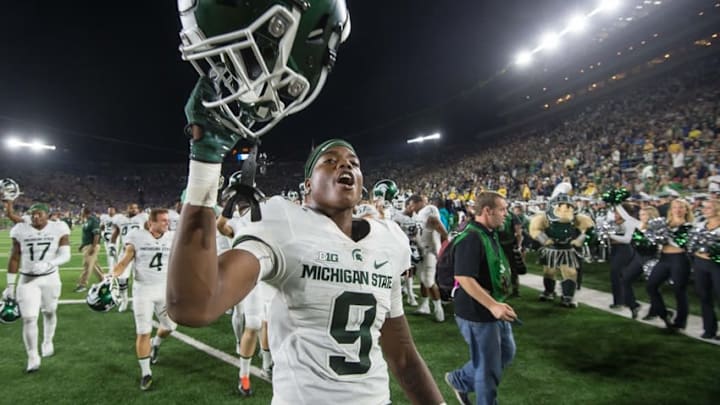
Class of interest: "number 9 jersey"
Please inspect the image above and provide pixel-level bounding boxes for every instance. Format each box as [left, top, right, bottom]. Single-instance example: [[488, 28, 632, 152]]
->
[[124, 228, 175, 285], [233, 197, 411, 405]]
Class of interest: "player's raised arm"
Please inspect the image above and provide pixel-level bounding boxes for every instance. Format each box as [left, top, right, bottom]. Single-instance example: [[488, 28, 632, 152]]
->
[[167, 78, 258, 327]]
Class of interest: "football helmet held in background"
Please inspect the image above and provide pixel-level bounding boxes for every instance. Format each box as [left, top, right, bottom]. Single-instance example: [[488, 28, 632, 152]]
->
[[0, 298, 21, 323], [0, 178, 21, 201], [177, 0, 351, 139], [86, 278, 120, 312], [372, 179, 399, 202]]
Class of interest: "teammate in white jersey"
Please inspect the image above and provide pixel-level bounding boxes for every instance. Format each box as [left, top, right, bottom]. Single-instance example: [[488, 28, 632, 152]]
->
[[406, 195, 449, 322], [169, 139, 444, 404], [218, 211, 275, 396], [111, 203, 149, 312], [3, 203, 71, 372], [110, 208, 176, 391], [99, 207, 118, 270], [167, 201, 181, 231]]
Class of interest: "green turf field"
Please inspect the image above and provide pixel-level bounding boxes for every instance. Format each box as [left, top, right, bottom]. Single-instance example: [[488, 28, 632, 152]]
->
[[1, 228, 718, 404]]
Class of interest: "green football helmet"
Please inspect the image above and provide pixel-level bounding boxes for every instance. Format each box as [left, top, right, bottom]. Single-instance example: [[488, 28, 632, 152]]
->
[[372, 179, 399, 202], [86, 278, 119, 313], [0, 298, 21, 324], [0, 178, 21, 201], [177, 0, 351, 139]]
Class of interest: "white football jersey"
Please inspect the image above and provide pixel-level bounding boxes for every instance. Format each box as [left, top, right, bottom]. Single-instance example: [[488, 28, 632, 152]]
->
[[10, 221, 70, 275], [167, 209, 180, 231], [114, 213, 149, 244], [234, 197, 410, 405], [99, 213, 116, 243], [416, 204, 443, 254], [124, 228, 174, 285]]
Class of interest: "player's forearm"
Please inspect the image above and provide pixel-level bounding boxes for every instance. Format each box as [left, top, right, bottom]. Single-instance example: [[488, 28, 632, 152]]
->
[[8, 256, 19, 274], [167, 205, 228, 326], [392, 353, 444, 404], [381, 317, 444, 404]]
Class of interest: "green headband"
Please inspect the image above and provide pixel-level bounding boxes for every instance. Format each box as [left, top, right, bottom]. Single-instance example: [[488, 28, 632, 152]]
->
[[28, 203, 49, 214], [304, 139, 357, 179]]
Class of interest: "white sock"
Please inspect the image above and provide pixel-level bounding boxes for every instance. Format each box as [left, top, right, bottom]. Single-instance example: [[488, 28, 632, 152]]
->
[[23, 317, 39, 356], [262, 350, 272, 370], [152, 335, 164, 347], [42, 311, 57, 345], [239, 356, 252, 378], [406, 277, 415, 295], [43, 312, 57, 343], [139, 357, 151, 376], [433, 299, 443, 311], [420, 297, 429, 308]]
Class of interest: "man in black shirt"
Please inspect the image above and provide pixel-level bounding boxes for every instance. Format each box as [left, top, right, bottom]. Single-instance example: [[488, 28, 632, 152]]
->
[[444, 191, 517, 405]]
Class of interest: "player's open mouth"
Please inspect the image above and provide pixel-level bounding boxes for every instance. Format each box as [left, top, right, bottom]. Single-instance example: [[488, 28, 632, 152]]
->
[[337, 172, 355, 189]]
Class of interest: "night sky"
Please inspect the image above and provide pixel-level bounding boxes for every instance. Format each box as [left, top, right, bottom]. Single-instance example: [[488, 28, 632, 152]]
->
[[0, 0, 710, 164]]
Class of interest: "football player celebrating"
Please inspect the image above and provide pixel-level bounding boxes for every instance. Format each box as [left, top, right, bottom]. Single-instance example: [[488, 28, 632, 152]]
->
[[110, 209, 176, 391], [110, 203, 149, 312], [406, 195, 449, 322], [170, 137, 445, 404], [169, 1, 443, 402], [4, 203, 71, 372]]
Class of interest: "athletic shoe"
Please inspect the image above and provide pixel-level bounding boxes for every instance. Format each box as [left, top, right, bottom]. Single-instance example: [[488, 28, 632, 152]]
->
[[41, 342, 54, 358], [238, 376, 253, 396], [26, 355, 41, 373], [538, 292, 556, 302], [73, 285, 86, 293], [414, 302, 430, 315], [140, 374, 153, 391], [433, 306, 445, 323], [444, 372, 471, 405]]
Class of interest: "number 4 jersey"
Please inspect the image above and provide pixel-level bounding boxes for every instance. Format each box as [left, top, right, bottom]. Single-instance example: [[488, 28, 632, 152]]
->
[[233, 197, 411, 405], [124, 228, 174, 285], [10, 221, 70, 275]]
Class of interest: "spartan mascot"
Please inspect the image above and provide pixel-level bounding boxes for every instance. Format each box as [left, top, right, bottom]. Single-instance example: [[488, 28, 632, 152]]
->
[[529, 193, 594, 307]]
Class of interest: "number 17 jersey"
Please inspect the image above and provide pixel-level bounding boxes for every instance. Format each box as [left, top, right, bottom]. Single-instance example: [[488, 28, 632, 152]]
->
[[235, 197, 411, 405]]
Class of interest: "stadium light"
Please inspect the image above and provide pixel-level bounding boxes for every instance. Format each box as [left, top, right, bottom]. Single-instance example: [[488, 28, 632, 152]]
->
[[567, 15, 588, 33], [515, 50, 533, 66], [3, 136, 56, 152], [407, 132, 441, 144], [539, 32, 560, 51]]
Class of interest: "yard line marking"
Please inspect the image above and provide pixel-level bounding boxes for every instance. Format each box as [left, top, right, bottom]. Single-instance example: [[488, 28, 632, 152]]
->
[[56, 298, 271, 383]]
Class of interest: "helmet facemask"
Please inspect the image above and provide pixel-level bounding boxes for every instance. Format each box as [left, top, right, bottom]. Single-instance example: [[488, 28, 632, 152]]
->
[[178, 0, 350, 140]]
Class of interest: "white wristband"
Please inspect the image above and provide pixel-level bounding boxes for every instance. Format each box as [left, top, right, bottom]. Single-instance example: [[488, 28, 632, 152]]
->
[[7, 272, 17, 285], [186, 160, 222, 207]]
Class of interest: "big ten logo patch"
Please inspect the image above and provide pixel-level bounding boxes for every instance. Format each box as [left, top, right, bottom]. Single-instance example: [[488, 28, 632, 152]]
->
[[316, 251, 339, 263]]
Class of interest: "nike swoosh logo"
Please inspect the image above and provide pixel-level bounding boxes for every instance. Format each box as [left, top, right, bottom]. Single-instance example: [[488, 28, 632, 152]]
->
[[374, 260, 389, 269]]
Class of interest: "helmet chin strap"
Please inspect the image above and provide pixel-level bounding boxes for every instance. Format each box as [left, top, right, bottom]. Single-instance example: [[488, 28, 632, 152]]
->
[[221, 140, 266, 222]]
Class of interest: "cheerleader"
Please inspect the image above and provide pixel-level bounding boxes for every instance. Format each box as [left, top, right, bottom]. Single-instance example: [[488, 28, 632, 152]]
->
[[645, 199, 694, 330], [613, 205, 660, 319], [693, 199, 720, 339], [607, 203, 638, 309]]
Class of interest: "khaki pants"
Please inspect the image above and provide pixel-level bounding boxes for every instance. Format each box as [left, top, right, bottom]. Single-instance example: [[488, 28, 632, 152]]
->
[[78, 245, 104, 287]]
